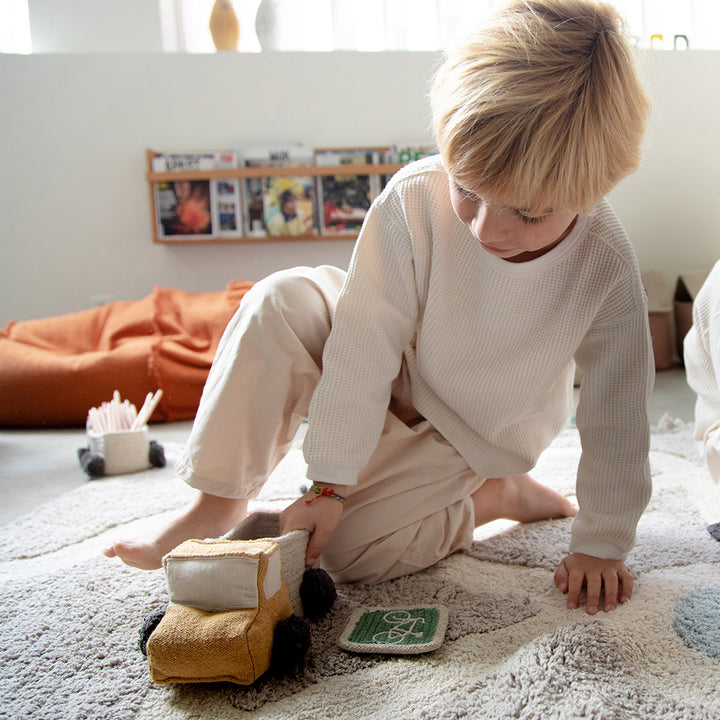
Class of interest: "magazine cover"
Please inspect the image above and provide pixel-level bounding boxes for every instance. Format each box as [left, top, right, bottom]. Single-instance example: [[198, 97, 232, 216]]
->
[[262, 176, 315, 237], [152, 149, 240, 239], [213, 150, 242, 236], [151, 153, 219, 173], [315, 149, 382, 234], [154, 179, 215, 240], [382, 144, 438, 190], [238, 144, 315, 238], [385, 144, 438, 165], [215, 179, 242, 235]]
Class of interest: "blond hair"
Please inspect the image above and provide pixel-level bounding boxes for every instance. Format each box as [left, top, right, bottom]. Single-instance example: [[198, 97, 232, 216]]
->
[[431, 0, 651, 215]]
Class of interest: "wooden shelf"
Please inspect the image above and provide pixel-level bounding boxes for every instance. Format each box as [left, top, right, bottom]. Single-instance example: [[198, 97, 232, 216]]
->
[[151, 231, 364, 244], [146, 148, 404, 244], [147, 163, 404, 182]]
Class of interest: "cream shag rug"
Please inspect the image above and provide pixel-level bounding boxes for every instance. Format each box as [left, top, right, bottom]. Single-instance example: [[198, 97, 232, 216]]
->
[[1, 420, 719, 720]]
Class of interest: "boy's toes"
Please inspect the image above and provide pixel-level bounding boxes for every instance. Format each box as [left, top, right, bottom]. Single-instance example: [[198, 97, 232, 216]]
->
[[103, 540, 164, 570]]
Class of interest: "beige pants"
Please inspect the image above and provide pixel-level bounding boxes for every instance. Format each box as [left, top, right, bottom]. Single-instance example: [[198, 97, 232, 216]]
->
[[177, 266, 484, 583]]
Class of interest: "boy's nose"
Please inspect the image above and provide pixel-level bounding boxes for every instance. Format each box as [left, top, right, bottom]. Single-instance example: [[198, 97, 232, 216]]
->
[[470, 204, 503, 244]]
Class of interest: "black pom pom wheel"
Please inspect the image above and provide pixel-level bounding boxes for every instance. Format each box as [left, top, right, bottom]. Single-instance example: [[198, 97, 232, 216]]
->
[[299, 567, 337, 620], [270, 615, 311, 675], [138, 607, 166, 656]]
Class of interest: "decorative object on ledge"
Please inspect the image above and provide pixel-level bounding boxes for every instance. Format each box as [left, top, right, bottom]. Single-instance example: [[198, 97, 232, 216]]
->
[[209, 0, 240, 52], [255, 0, 280, 52]]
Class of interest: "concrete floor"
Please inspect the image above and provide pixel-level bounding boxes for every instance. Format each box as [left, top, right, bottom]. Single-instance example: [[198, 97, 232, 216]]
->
[[0, 368, 698, 527], [0, 419, 194, 527]]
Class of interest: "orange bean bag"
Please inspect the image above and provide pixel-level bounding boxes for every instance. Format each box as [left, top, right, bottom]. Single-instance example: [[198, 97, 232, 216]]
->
[[0, 281, 253, 427]]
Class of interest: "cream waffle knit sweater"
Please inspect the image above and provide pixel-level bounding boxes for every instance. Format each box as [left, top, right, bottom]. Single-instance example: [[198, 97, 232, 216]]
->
[[304, 156, 654, 559], [684, 260, 720, 482]]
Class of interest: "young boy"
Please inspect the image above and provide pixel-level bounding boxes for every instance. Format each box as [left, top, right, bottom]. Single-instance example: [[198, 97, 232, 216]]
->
[[106, 0, 654, 615]]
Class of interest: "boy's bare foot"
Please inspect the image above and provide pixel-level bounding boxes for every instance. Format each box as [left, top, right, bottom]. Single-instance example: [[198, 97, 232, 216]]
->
[[103, 493, 248, 570], [471, 473, 577, 527]]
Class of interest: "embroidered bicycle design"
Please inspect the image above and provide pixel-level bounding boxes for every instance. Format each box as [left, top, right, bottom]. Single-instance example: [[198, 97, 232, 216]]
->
[[371, 610, 427, 645], [340, 605, 447, 654]]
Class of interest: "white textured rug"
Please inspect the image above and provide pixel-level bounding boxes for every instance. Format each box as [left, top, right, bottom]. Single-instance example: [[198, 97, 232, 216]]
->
[[1, 420, 719, 720]]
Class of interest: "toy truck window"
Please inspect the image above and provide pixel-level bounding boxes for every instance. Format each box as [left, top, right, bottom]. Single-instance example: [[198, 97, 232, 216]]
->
[[264, 549, 282, 599], [165, 556, 260, 611]]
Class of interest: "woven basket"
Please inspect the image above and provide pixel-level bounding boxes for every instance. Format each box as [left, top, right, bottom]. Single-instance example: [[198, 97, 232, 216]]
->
[[87, 426, 150, 475]]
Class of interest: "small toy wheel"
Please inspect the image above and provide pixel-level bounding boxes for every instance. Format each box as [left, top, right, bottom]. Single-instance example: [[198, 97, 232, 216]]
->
[[300, 567, 337, 620], [149, 440, 166, 468], [77, 448, 105, 478], [138, 607, 166, 656], [270, 615, 311, 675]]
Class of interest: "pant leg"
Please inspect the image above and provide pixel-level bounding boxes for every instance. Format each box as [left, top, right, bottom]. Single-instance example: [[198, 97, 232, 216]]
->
[[318, 367, 485, 584], [704, 423, 720, 482], [177, 264, 483, 584], [175, 265, 346, 499]]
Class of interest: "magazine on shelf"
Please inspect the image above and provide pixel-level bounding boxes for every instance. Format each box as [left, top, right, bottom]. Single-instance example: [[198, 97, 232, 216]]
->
[[154, 179, 216, 240], [238, 144, 316, 238], [315, 148, 383, 235], [153, 149, 242, 239], [382, 143, 438, 190], [215, 178, 243, 236], [212, 150, 243, 237], [152, 151, 229, 173], [385, 143, 438, 165]]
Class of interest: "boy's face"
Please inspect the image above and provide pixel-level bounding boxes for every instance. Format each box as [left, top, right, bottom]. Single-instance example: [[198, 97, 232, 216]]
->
[[448, 177, 578, 263]]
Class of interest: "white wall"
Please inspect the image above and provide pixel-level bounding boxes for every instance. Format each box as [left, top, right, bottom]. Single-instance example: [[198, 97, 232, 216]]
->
[[0, 50, 439, 324], [27, 0, 163, 53], [1, 47, 719, 325], [609, 50, 720, 287]]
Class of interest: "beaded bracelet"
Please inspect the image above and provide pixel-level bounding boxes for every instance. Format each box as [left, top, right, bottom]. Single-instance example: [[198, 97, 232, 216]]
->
[[305, 483, 346, 505]]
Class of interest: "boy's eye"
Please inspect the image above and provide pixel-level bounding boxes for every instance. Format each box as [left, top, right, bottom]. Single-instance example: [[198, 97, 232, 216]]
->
[[516, 211, 545, 225], [454, 182, 481, 202], [453, 180, 548, 224]]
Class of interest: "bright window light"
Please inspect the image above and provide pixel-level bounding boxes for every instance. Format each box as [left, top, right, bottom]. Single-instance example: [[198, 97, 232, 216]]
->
[[0, 0, 31, 54], [161, 0, 720, 53], [2, 0, 719, 54]]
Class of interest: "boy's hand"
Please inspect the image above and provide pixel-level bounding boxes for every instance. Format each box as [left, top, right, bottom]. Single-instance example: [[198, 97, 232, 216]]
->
[[279, 487, 345, 568], [554, 553, 634, 614]]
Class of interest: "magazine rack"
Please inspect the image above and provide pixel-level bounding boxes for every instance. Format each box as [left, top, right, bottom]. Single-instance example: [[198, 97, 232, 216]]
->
[[146, 149, 405, 244]]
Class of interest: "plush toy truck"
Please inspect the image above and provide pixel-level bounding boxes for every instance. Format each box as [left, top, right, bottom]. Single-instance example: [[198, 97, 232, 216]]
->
[[140, 515, 336, 685]]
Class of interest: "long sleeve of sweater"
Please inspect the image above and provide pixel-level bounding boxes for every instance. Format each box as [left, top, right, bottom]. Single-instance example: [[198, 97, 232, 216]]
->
[[684, 260, 720, 482], [572, 255, 654, 558], [685, 261, 720, 439], [302, 179, 421, 485]]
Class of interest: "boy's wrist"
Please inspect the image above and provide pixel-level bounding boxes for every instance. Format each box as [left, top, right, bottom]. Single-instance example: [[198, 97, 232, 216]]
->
[[305, 483, 346, 505]]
